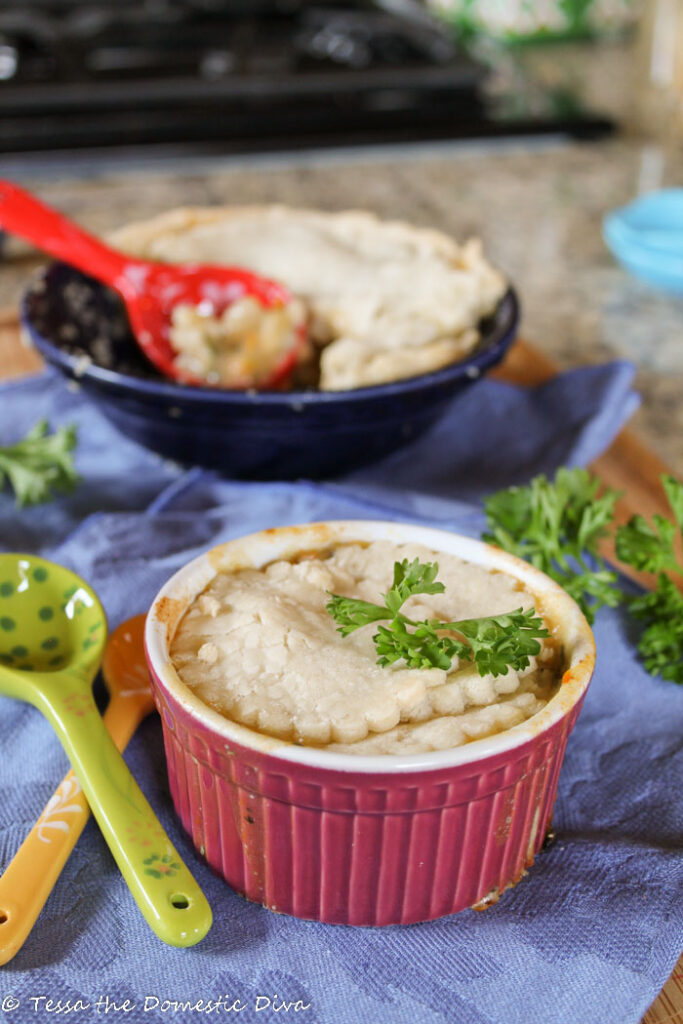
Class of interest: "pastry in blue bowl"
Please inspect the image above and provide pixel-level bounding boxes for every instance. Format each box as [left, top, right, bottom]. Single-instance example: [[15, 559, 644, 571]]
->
[[21, 206, 519, 479]]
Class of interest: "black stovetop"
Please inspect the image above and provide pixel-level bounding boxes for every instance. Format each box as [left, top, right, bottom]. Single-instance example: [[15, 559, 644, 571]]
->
[[0, 1, 612, 156]]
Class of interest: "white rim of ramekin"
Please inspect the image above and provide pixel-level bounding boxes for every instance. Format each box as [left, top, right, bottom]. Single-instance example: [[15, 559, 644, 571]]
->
[[145, 520, 596, 774]]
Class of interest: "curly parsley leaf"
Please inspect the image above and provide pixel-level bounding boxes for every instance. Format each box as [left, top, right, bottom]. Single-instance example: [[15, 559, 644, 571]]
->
[[0, 420, 79, 507], [615, 514, 678, 574], [628, 576, 683, 683], [616, 476, 683, 577], [616, 476, 683, 684], [445, 609, 551, 677], [374, 618, 460, 672], [663, 475, 683, 530], [326, 560, 548, 677], [483, 467, 622, 624], [324, 595, 388, 638], [384, 558, 444, 615]]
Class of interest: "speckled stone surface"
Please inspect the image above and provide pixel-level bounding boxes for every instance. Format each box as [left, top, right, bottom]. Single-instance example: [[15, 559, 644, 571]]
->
[[1, 136, 681, 474]]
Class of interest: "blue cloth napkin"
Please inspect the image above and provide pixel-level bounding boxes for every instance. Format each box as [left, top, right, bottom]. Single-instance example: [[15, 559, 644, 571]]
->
[[2, 362, 682, 1024]]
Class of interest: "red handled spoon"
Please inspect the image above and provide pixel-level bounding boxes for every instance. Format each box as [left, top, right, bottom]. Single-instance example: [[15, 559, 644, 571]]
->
[[0, 180, 306, 388]]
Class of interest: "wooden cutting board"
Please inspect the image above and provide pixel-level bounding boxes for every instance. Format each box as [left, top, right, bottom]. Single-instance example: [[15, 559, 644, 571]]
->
[[0, 310, 681, 1024]]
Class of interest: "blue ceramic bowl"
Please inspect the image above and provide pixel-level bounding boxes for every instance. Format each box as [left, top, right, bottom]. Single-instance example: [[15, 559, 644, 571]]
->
[[22, 263, 519, 479]]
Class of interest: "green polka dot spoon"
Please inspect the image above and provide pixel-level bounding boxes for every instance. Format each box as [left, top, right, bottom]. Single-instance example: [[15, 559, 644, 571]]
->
[[0, 554, 212, 947]]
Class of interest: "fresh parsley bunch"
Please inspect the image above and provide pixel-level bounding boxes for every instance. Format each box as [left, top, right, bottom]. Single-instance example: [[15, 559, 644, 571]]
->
[[482, 467, 622, 624], [484, 467, 683, 686], [326, 557, 549, 677], [616, 476, 683, 684], [0, 420, 78, 507]]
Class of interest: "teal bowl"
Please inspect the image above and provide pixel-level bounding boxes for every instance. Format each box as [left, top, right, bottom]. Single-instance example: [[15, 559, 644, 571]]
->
[[603, 189, 683, 294]]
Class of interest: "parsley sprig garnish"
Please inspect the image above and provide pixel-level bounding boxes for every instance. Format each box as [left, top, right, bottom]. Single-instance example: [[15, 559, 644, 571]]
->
[[482, 467, 622, 624], [326, 557, 549, 677], [0, 420, 78, 507], [616, 475, 683, 684]]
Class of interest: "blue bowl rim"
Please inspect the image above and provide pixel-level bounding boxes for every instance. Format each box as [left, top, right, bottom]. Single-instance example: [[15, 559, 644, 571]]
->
[[21, 262, 520, 407], [604, 188, 683, 230], [603, 217, 683, 270]]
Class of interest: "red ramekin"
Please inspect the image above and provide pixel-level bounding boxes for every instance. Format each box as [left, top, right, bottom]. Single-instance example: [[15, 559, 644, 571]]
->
[[145, 521, 595, 926]]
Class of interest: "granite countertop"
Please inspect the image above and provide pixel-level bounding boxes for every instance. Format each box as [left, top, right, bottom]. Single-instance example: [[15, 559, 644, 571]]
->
[[1, 136, 681, 475]]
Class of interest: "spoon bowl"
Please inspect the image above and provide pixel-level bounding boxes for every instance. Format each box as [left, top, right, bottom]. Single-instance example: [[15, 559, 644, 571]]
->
[[0, 554, 104, 695], [102, 612, 155, 709], [0, 180, 305, 388], [0, 555, 212, 947]]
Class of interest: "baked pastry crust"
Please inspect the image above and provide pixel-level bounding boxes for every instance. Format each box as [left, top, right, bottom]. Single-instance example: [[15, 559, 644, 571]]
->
[[170, 541, 558, 752], [111, 205, 507, 390]]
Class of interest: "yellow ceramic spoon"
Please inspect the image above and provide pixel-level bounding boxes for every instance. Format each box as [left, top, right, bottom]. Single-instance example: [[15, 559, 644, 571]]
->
[[0, 573, 209, 954]]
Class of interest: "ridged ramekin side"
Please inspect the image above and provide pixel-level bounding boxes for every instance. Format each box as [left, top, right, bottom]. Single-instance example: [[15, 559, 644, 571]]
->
[[150, 671, 585, 926]]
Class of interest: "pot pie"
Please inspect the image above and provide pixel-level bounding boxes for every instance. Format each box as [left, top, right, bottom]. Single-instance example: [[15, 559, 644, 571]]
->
[[170, 540, 561, 756], [111, 206, 507, 391]]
